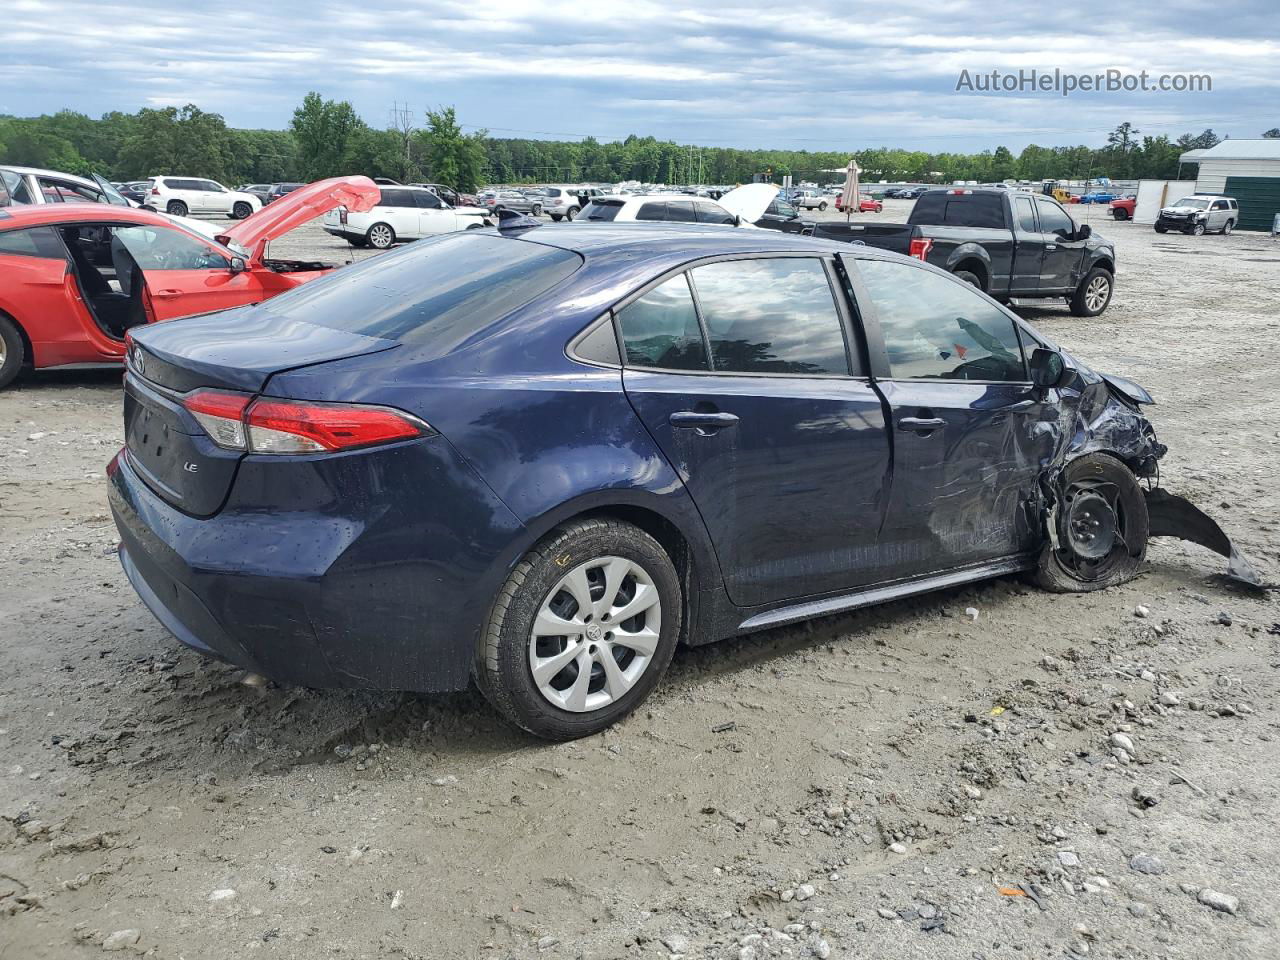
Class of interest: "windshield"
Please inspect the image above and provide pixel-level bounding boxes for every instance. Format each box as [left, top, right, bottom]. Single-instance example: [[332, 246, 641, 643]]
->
[[1170, 197, 1209, 209], [581, 200, 623, 221], [261, 233, 582, 350]]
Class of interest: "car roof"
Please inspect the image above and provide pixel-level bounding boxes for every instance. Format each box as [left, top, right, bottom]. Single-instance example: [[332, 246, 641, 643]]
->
[[505, 222, 853, 259], [0, 203, 175, 231], [1, 165, 98, 186]]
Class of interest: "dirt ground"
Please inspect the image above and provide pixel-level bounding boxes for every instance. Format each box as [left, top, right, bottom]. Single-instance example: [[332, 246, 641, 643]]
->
[[2, 200, 1278, 960]]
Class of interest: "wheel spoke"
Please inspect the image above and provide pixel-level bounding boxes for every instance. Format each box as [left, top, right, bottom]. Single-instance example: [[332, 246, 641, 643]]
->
[[609, 582, 658, 624], [531, 641, 581, 686], [533, 607, 583, 638], [597, 558, 631, 618], [598, 647, 633, 698], [611, 625, 659, 657], [564, 651, 595, 711], [560, 566, 594, 620]]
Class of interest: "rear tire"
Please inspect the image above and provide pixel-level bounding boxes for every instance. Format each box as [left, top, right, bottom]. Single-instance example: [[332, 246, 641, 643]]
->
[[1034, 453, 1148, 593], [232, 201, 252, 219], [550, 214, 563, 222], [0, 315, 25, 391], [1070, 266, 1113, 316], [532, 205, 543, 217], [818, 201, 827, 211], [952, 269, 984, 291], [1112, 208, 1129, 220], [1222, 219, 1234, 235], [366, 222, 395, 249], [566, 206, 579, 221], [477, 518, 682, 740], [166, 200, 188, 217], [1154, 225, 1167, 233]]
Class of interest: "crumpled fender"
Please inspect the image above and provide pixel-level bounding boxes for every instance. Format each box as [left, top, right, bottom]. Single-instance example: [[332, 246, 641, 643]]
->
[[1037, 354, 1263, 588], [1144, 488, 1267, 589]]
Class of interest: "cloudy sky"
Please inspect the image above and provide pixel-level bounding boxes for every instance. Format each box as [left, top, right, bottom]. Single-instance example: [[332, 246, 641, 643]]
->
[[7, 0, 1278, 150]]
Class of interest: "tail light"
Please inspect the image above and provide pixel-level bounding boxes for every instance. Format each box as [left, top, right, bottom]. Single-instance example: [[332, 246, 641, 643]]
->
[[338, 205, 348, 224], [908, 237, 934, 260], [182, 390, 432, 454], [149, 186, 160, 196]]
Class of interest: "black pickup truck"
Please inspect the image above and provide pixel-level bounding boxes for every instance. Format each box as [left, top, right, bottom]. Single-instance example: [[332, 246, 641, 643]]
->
[[809, 188, 1117, 317]]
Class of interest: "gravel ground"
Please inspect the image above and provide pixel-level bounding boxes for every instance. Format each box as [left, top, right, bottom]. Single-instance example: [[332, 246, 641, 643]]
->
[[2, 200, 1278, 960]]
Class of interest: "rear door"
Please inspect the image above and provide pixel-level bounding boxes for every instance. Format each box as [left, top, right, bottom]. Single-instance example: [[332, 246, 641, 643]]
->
[[619, 255, 892, 606], [114, 223, 266, 320], [844, 254, 1051, 579], [1033, 197, 1084, 294], [1009, 194, 1043, 296], [380, 189, 420, 237]]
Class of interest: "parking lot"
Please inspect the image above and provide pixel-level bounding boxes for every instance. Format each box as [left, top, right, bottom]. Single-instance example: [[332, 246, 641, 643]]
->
[[2, 202, 1279, 959]]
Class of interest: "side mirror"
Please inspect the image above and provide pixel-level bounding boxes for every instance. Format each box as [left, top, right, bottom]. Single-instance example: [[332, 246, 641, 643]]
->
[[229, 257, 247, 273], [1075, 223, 1092, 240], [1030, 347, 1068, 391]]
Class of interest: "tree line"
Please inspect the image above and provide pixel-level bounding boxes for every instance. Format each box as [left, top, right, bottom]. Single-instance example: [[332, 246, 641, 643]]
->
[[2, 93, 1275, 192]]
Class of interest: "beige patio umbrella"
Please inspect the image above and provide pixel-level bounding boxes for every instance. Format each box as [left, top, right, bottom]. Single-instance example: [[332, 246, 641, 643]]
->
[[840, 158, 860, 220]]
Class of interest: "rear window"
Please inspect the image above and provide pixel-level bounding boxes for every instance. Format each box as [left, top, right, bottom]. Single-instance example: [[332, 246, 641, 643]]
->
[[263, 233, 582, 349], [910, 192, 1005, 228], [581, 200, 623, 222]]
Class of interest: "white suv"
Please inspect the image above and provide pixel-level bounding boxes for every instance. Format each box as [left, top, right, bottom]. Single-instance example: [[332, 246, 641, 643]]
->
[[145, 177, 262, 219], [530, 187, 581, 221], [323, 185, 491, 248], [578, 184, 777, 227]]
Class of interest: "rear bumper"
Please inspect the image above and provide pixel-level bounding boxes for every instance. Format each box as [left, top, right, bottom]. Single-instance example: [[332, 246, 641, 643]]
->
[[109, 437, 527, 693]]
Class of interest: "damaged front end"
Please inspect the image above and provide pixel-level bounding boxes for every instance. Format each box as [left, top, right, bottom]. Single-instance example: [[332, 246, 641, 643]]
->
[[1038, 354, 1265, 590]]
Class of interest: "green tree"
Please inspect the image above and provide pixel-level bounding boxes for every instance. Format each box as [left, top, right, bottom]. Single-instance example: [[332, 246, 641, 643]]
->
[[415, 107, 487, 190], [291, 92, 367, 180], [1263, 128, 1280, 139]]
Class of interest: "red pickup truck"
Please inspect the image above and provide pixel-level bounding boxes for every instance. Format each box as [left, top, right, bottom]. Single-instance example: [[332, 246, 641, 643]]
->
[[1109, 196, 1136, 220]]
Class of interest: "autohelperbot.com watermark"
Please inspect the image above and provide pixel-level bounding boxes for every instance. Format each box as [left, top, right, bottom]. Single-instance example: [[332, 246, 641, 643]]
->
[[955, 68, 1212, 97]]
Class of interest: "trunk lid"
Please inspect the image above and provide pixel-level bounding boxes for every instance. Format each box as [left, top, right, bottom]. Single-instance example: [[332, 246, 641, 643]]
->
[[127, 305, 399, 394], [216, 176, 380, 263]]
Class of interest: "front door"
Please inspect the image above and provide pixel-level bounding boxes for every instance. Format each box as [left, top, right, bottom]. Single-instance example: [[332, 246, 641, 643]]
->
[[415, 190, 455, 235], [1033, 197, 1084, 295], [114, 223, 265, 320], [847, 254, 1054, 580], [618, 256, 892, 607]]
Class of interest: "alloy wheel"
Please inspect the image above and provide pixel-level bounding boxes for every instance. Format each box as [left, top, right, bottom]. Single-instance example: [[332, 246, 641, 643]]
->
[[527, 555, 661, 713], [1085, 275, 1110, 312], [369, 224, 393, 248]]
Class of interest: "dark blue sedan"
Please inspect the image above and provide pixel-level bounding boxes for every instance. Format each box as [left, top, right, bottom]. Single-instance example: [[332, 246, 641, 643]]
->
[[108, 221, 1249, 739]]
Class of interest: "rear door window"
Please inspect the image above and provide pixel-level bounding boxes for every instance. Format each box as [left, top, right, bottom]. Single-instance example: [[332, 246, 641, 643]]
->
[[379, 189, 415, 207], [1013, 196, 1037, 231], [617, 275, 708, 371], [855, 258, 1027, 382], [636, 202, 667, 221], [690, 258, 850, 375], [666, 202, 696, 222]]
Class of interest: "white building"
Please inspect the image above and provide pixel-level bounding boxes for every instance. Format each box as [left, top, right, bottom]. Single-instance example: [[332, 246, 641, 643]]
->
[[1180, 139, 1280, 231]]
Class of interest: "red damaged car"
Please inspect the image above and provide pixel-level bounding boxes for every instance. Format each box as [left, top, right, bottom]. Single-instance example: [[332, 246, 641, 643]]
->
[[0, 176, 379, 390]]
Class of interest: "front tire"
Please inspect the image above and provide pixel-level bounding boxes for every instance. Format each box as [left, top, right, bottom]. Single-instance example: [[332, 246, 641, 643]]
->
[[1070, 266, 1113, 316], [1191, 222, 1206, 236], [531, 205, 543, 217], [550, 214, 563, 222], [566, 206, 579, 221], [232, 201, 252, 219], [1154, 225, 1167, 233], [0, 315, 25, 391], [1034, 454, 1148, 593], [366, 222, 395, 249], [1112, 208, 1130, 221], [477, 518, 682, 740], [166, 200, 188, 217]]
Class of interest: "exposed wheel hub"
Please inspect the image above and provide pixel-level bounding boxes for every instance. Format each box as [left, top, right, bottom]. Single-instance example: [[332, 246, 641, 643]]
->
[[1066, 492, 1117, 559]]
